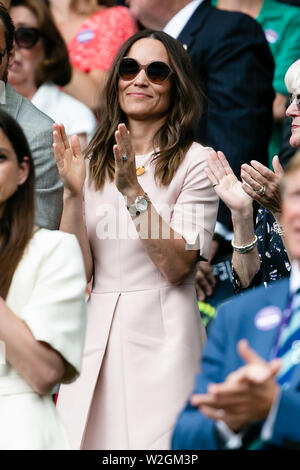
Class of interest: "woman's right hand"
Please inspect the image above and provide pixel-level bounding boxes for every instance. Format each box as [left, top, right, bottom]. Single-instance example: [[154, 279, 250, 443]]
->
[[205, 150, 252, 216], [240, 155, 284, 219], [53, 123, 86, 197]]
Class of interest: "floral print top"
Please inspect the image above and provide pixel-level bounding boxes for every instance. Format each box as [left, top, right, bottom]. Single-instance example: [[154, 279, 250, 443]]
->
[[68, 6, 138, 73], [232, 207, 291, 293]]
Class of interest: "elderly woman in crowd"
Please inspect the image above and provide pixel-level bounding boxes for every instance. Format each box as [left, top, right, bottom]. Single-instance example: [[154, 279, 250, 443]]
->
[[203, 58, 300, 294], [54, 30, 218, 450], [211, 0, 300, 163], [48, 0, 138, 111], [0, 108, 86, 449], [8, 0, 96, 148]]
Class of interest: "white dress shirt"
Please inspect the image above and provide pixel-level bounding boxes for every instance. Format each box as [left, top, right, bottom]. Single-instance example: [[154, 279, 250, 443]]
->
[[163, 0, 204, 39], [31, 82, 97, 142], [289, 260, 300, 295]]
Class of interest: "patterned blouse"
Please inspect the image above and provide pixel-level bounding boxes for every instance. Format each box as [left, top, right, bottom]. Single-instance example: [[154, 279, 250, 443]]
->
[[232, 207, 291, 293], [68, 6, 138, 73]]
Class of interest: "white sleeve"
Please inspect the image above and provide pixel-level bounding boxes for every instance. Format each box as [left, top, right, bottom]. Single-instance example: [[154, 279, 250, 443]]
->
[[260, 389, 282, 441], [21, 233, 87, 383], [215, 420, 244, 449]]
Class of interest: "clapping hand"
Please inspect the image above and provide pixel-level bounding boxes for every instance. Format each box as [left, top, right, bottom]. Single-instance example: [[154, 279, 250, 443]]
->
[[113, 123, 142, 198], [240, 155, 284, 218], [53, 123, 86, 197], [205, 151, 253, 217], [190, 340, 281, 432]]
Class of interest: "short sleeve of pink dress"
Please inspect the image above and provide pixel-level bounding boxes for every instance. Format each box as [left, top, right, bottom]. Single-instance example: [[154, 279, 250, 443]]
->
[[68, 6, 139, 73]]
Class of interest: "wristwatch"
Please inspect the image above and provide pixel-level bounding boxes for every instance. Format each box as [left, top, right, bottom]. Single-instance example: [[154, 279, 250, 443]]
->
[[127, 193, 149, 216]]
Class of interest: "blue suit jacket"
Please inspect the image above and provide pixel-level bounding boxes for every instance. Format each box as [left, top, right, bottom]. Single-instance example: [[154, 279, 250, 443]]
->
[[177, 0, 274, 230], [172, 278, 300, 449]]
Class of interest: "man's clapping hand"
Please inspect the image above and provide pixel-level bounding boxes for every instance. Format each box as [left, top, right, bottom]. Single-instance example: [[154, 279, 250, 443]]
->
[[190, 340, 281, 432]]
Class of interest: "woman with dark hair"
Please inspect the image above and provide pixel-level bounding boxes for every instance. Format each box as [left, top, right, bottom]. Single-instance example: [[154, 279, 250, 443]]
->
[[49, 0, 138, 111], [55, 30, 218, 450], [0, 108, 87, 449], [8, 0, 96, 147]]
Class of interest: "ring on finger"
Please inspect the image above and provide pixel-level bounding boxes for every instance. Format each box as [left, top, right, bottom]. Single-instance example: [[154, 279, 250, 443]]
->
[[256, 184, 266, 196], [122, 153, 128, 162], [212, 182, 219, 188]]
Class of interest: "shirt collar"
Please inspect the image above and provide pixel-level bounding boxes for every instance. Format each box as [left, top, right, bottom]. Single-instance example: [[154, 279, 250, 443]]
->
[[0, 80, 6, 104], [163, 0, 204, 39], [290, 260, 300, 295]]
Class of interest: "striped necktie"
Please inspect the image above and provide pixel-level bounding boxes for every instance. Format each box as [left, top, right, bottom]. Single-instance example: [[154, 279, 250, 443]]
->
[[276, 288, 300, 386], [246, 288, 300, 450]]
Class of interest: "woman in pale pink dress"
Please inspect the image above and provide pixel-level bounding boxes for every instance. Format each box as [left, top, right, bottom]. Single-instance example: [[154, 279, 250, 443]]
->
[[54, 30, 218, 450]]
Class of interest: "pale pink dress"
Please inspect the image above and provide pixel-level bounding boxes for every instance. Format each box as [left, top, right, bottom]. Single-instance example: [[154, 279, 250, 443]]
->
[[57, 142, 218, 450]]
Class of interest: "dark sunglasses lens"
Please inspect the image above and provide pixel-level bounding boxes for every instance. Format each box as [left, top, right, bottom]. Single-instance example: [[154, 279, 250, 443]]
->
[[147, 62, 171, 83], [119, 58, 139, 80], [15, 28, 39, 49], [290, 95, 300, 110]]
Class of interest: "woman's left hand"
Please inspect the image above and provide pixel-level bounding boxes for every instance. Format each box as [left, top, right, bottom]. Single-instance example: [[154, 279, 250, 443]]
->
[[240, 155, 284, 218], [113, 123, 141, 197]]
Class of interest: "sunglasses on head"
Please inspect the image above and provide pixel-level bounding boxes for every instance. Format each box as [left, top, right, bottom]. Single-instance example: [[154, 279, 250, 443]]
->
[[119, 57, 173, 84], [289, 93, 300, 111], [14, 27, 42, 49]]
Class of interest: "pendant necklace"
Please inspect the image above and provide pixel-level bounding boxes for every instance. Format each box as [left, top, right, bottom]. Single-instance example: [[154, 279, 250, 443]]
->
[[136, 166, 146, 176]]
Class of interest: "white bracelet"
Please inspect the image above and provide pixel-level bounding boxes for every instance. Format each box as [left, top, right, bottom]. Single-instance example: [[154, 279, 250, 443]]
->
[[231, 235, 258, 254]]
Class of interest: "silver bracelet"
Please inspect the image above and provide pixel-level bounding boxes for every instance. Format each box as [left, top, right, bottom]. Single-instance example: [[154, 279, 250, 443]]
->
[[273, 222, 284, 236], [231, 235, 258, 254]]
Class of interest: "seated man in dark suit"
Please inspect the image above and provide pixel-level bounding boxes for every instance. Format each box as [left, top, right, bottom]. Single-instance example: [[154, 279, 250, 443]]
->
[[0, 3, 62, 229], [126, 0, 274, 242], [172, 149, 300, 450]]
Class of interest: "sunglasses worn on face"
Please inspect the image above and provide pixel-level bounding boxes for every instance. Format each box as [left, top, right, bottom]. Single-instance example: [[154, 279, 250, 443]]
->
[[14, 27, 42, 49], [119, 57, 173, 84], [289, 93, 300, 111]]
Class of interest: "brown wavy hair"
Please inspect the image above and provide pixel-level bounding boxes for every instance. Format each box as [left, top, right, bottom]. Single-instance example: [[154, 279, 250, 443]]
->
[[0, 109, 35, 299], [87, 29, 204, 190], [10, 0, 71, 86]]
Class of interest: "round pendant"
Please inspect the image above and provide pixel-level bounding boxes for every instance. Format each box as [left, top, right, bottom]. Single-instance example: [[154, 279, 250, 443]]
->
[[136, 166, 145, 176]]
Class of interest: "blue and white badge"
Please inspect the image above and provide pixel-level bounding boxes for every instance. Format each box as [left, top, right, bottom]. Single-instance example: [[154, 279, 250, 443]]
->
[[254, 306, 282, 331], [77, 29, 94, 44], [264, 29, 279, 44]]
